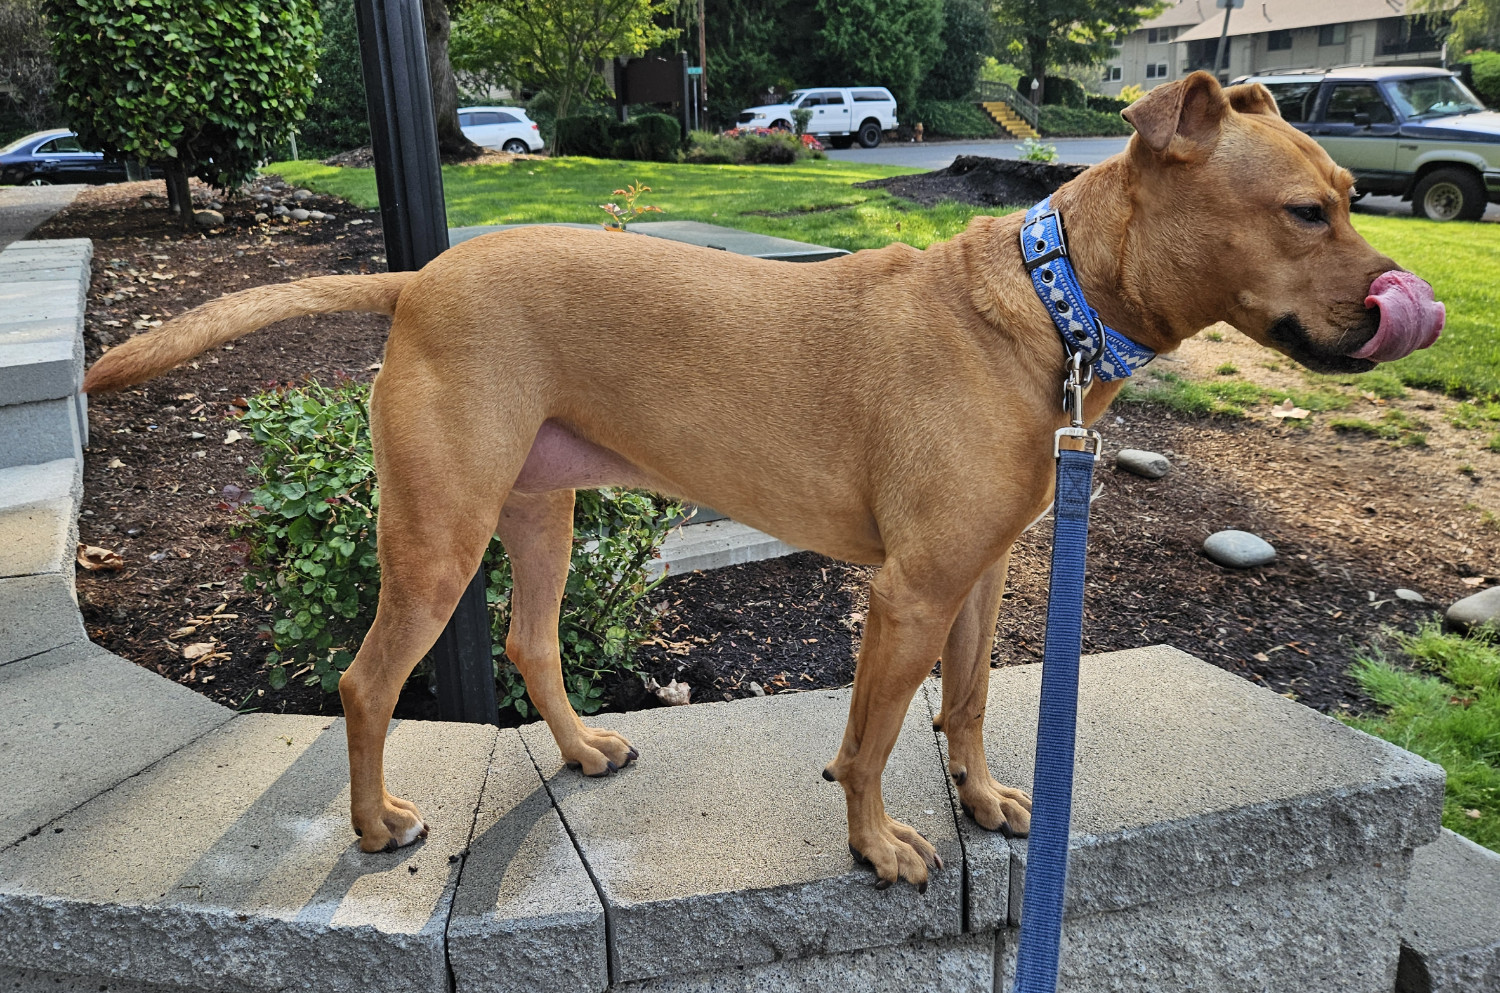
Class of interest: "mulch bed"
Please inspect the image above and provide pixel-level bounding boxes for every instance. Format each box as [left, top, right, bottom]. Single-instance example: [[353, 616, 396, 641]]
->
[[43, 176, 1493, 730], [856, 156, 1088, 209]]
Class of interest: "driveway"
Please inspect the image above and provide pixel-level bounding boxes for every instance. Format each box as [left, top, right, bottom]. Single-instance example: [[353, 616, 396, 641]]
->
[[0, 184, 86, 250], [828, 136, 1500, 222]]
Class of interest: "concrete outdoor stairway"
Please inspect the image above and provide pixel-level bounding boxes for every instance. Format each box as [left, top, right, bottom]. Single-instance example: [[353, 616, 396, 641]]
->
[[1, 235, 1498, 992], [980, 102, 1040, 140]]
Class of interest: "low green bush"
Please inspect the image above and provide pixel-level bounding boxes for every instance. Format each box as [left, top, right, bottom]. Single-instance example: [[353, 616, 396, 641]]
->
[[906, 99, 999, 138], [684, 129, 818, 164], [611, 112, 681, 162], [1463, 51, 1500, 107], [1085, 93, 1129, 115], [1039, 105, 1133, 137], [236, 380, 680, 719], [555, 114, 614, 157]]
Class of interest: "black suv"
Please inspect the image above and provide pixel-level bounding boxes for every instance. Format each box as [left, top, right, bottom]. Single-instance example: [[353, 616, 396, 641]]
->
[[1239, 67, 1499, 221]]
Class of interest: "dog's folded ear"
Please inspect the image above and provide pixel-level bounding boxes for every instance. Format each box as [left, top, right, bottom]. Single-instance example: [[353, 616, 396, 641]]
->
[[1225, 82, 1281, 118], [1122, 71, 1229, 156]]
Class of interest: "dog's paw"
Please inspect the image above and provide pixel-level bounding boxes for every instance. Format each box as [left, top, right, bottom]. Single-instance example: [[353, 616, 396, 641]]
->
[[849, 816, 944, 892], [562, 726, 639, 778], [353, 794, 429, 853], [955, 773, 1031, 836]]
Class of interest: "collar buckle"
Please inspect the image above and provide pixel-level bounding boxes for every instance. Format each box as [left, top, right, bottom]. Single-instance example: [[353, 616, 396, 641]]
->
[[1022, 207, 1069, 272]]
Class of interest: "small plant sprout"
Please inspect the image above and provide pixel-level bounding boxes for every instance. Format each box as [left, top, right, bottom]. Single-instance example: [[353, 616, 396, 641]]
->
[[1016, 137, 1058, 163], [600, 181, 664, 231], [1215, 362, 1238, 376]]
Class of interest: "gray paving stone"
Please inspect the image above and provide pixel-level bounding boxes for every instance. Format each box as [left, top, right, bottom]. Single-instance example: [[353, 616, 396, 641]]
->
[[0, 573, 85, 664], [447, 729, 608, 993], [648, 519, 800, 579], [0, 459, 77, 579], [0, 397, 81, 470], [0, 281, 84, 327], [1397, 828, 1500, 992], [614, 933, 992, 993], [951, 646, 1443, 931], [0, 714, 493, 993], [521, 689, 964, 984], [996, 852, 1409, 992], [0, 642, 230, 844], [0, 339, 81, 409]]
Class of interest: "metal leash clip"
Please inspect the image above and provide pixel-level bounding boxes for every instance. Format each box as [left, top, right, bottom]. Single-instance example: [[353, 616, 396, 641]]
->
[[1054, 349, 1103, 461]]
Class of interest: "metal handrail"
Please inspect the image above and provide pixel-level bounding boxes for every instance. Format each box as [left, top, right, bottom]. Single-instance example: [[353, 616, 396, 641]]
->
[[974, 80, 1040, 128]]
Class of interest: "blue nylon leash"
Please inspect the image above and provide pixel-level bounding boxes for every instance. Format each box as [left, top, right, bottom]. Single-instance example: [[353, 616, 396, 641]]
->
[[1011, 196, 1152, 991]]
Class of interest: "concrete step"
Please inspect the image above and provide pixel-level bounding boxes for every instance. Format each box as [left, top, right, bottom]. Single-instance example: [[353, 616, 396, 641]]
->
[[0, 641, 230, 846], [648, 518, 800, 578], [0, 458, 79, 580], [1397, 828, 1500, 991]]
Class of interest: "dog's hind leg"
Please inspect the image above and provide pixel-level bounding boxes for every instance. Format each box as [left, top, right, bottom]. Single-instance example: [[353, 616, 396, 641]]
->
[[496, 489, 637, 775], [337, 368, 522, 853], [934, 554, 1032, 835], [823, 561, 960, 889]]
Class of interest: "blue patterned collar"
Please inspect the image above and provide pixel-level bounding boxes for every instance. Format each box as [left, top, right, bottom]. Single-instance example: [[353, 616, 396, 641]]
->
[[1020, 197, 1155, 382]]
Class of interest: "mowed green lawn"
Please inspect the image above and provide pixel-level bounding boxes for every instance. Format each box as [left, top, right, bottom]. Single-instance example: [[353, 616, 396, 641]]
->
[[268, 157, 1500, 398]]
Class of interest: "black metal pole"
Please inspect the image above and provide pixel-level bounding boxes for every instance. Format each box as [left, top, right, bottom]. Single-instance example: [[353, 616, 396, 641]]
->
[[354, 0, 498, 725]]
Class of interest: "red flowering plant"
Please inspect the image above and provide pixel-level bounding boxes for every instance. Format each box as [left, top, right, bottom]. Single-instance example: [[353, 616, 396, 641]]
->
[[720, 126, 824, 151]]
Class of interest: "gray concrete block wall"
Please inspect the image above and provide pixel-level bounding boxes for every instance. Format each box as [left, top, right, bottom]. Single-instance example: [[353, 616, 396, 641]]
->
[[0, 240, 90, 470]]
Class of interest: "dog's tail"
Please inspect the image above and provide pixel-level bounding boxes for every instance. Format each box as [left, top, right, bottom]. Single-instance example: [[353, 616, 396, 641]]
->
[[81, 272, 414, 394]]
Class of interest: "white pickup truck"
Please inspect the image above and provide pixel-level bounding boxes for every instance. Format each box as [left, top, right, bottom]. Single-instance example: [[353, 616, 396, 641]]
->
[[736, 87, 898, 148]]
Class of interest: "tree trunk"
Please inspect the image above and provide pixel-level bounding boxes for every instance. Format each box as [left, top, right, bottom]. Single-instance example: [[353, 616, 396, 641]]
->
[[1028, 36, 1047, 106], [422, 0, 482, 160], [163, 164, 194, 231]]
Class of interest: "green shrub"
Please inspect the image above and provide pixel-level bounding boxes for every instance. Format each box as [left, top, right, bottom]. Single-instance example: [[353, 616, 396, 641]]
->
[[299, 0, 371, 157], [906, 99, 999, 138], [1085, 92, 1129, 115], [236, 380, 681, 719], [1463, 51, 1500, 107], [1039, 105, 1133, 137], [555, 114, 614, 157], [684, 129, 816, 164], [1016, 137, 1057, 162], [611, 112, 681, 162]]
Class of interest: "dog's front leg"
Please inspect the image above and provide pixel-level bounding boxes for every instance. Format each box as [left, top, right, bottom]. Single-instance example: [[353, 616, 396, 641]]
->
[[824, 562, 956, 890], [934, 554, 1032, 835]]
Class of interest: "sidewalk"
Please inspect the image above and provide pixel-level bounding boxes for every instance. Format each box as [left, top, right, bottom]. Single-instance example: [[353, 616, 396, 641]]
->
[[0, 185, 86, 251]]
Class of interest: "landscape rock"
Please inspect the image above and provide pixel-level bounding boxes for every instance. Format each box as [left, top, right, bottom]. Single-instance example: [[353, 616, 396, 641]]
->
[[253, 212, 268, 223], [192, 210, 223, 229], [1446, 584, 1500, 632], [292, 188, 313, 201], [307, 210, 327, 221], [1395, 589, 1426, 603], [289, 208, 311, 221], [1203, 530, 1276, 569], [1116, 448, 1171, 480], [272, 204, 290, 217]]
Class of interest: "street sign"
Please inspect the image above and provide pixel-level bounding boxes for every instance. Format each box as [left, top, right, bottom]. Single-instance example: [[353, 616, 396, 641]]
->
[[687, 66, 703, 75], [1216, 0, 1244, 7]]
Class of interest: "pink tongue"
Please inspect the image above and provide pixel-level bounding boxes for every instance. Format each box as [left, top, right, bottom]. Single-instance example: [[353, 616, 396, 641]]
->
[[1354, 270, 1445, 362]]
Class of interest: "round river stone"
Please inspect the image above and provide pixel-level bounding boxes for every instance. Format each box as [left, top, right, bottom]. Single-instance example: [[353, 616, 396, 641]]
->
[[1203, 530, 1276, 569], [1117, 448, 1171, 479]]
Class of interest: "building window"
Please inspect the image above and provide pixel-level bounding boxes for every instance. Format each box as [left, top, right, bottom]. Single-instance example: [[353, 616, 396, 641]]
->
[[1147, 26, 1177, 44], [1319, 23, 1347, 46], [1108, 66, 1122, 82], [1267, 30, 1293, 51], [1145, 63, 1169, 79]]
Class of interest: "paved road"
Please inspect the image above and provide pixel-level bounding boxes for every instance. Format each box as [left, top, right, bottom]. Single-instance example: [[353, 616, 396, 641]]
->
[[828, 136, 1500, 222], [0, 184, 86, 250]]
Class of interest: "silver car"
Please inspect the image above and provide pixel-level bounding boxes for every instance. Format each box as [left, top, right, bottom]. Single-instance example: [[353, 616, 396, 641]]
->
[[1245, 67, 1500, 221]]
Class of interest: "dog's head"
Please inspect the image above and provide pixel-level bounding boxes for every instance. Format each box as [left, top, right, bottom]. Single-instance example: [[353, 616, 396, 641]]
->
[[1118, 72, 1444, 373]]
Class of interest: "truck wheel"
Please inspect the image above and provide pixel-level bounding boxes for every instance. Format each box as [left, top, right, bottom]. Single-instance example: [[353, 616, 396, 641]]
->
[[1413, 167, 1486, 222], [829, 135, 854, 149], [857, 120, 882, 148], [771, 119, 791, 132]]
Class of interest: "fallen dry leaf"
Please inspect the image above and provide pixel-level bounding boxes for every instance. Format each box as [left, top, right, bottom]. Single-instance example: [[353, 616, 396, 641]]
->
[[1270, 399, 1310, 420], [182, 641, 216, 660], [646, 677, 691, 706], [76, 543, 125, 571], [223, 429, 243, 445], [1462, 576, 1494, 587]]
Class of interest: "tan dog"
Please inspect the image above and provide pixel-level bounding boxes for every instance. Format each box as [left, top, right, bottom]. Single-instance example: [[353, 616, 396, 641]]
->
[[84, 73, 1443, 890]]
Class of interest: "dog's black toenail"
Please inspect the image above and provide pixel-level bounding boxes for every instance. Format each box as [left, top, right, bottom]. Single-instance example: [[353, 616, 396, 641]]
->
[[849, 844, 869, 866], [874, 878, 892, 891], [566, 760, 582, 770], [607, 760, 619, 774], [418, 824, 429, 839], [918, 879, 928, 895], [960, 801, 974, 820], [953, 770, 967, 786], [382, 838, 399, 853], [627, 747, 639, 761], [354, 828, 362, 837], [999, 823, 1014, 838], [822, 768, 837, 782]]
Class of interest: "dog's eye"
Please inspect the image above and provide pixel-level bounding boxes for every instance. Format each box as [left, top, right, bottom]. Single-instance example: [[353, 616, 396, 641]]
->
[[1286, 204, 1327, 225]]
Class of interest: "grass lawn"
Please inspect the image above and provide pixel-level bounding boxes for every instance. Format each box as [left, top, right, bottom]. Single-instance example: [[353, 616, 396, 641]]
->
[[1347, 624, 1500, 852], [266, 156, 1012, 253], [266, 158, 1500, 398]]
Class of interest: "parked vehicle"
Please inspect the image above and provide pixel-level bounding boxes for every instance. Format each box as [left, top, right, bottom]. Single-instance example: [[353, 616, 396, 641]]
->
[[0, 129, 129, 186], [736, 87, 897, 148], [457, 106, 545, 154], [1242, 67, 1500, 221]]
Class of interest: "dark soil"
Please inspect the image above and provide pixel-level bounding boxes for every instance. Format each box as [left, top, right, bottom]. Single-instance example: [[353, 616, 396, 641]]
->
[[857, 155, 1088, 208], [45, 179, 1496, 728]]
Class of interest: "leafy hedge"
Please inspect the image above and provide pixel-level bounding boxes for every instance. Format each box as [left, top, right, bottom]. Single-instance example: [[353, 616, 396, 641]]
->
[[555, 112, 682, 160], [1463, 51, 1500, 107], [46, 0, 320, 190], [1039, 105, 1132, 137], [684, 129, 820, 164], [906, 99, 999, 138], [236, 380, 680, 719]]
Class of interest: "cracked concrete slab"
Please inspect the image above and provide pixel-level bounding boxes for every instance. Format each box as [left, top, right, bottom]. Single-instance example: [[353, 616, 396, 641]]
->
[[0, 715, 493, 993], [521, 688, 966, 985]]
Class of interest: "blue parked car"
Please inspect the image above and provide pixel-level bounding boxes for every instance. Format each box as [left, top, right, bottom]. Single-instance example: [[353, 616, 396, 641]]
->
[[0, 129, 131, 186]]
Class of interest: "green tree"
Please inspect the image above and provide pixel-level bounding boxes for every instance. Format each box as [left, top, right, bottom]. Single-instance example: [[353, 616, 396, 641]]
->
[[451, 0, 679, 129], [1416, 0, 1500, 53], [814, 0, 943, 109], [921, 0, 991, 101], [0, 0, 58, 138], [993, 0, 1163, 101], [46, 0, 320, 226], [300, 0, 371, 156]]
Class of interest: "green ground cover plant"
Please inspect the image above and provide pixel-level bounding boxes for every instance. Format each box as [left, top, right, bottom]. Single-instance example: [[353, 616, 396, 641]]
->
[[235, 379, 679, 719], [1328, 409, 1429, 446], [1347, 623, 1500, 851], [1119, 371, 1349, 419]]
